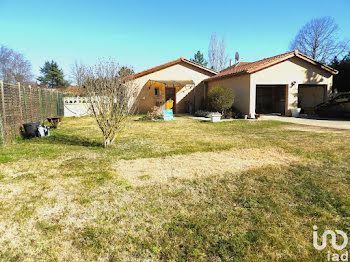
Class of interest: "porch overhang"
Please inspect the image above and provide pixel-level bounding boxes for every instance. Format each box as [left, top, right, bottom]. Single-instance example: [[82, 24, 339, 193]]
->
[[147, 80, 194, 88]]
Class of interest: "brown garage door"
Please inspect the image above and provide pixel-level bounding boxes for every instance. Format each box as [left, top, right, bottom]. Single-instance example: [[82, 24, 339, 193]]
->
[[256, 85, 286, 114], [298, 84, 326, 111]]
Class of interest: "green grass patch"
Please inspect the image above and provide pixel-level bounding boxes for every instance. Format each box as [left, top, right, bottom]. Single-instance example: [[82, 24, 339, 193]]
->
[[0, 116, 349, 261]]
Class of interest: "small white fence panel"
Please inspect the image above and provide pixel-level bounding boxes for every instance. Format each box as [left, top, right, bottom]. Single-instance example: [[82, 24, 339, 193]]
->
[[64, 97, 92, 117]]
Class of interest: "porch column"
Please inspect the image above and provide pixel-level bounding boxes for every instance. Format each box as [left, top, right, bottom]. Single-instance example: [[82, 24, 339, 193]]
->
[[248, 77, 256, 118], [287, 82, 298, 115]]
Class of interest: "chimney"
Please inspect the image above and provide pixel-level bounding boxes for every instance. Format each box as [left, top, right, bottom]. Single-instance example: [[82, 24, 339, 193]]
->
[[229, 59, 233, 66]]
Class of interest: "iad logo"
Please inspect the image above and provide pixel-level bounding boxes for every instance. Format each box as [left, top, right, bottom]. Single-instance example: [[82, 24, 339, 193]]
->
[[313, 225, 349, 261], [313, 225, 348, 250]]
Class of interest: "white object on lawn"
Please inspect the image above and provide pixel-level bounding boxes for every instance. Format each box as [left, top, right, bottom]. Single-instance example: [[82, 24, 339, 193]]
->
[[291, 108, 301, 117], [211, 113, 222, 122], [38, 126, 50, 137]]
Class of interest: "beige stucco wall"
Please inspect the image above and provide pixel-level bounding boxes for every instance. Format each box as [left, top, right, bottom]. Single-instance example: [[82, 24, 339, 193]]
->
[[251, 56, 333, 116], [206, 57, 333, 116], [133, 62, 214, 113], [207, 74, 251, 114]]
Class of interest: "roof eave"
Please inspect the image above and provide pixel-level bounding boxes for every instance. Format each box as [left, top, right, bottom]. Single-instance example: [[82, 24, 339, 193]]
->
[[204, 70, 249, 82], [295, 52, 338, 75], [132, 57, 217, 80], [180, 57, 218, 75], [210, 51, 338, 77]]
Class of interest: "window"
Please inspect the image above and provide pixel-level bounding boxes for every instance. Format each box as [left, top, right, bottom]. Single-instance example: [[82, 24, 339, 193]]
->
[[154, 87, 159, 97]]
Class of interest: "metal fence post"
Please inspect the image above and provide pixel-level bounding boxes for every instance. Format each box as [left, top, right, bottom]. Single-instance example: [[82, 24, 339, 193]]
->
[[0, 81, 6, 135], [0, 113, 5, 146], [22, 85, 27, 122], [49, 91, 53, 117], [39, 87, 43, 123], [56, 90, 59, 116], [29, 85, 33, 122], [17, 82, 23, 123]]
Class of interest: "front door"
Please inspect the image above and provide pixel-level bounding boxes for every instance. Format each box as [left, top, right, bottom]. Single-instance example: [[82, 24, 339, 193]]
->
[[165, 88, 176, 113]]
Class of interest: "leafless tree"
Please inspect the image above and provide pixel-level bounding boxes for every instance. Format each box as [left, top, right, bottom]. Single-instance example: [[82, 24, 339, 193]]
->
[[208, 33, 228, 71], [70, 60, 86, 86], [0, 45, 33, 83], [83, 58, 138, 148], [290, 17, 349, 63]]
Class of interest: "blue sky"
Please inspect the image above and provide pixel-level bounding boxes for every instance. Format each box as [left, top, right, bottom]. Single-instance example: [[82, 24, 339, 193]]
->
[[0, 0, 349, 81]]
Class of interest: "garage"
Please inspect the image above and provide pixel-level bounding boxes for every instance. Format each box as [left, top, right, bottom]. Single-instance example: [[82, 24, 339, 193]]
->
[[205, 50, 338, 117], [256, 85, 287, 115], [298, 84, 327, 113]]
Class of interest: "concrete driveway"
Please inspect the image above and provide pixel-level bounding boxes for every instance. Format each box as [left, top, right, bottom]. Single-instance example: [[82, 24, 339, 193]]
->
[[263, 115, 350, 130]]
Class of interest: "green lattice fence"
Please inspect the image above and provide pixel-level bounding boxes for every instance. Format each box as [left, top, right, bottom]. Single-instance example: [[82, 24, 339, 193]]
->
[[0, 81, 64, 145]]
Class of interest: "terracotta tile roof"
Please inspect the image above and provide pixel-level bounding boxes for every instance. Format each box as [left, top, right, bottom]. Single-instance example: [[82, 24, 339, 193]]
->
[[205, 50, 338, 82], [220, 62, 252, 73], [132, 57, 217, 79], [56, 86, 84, 95]]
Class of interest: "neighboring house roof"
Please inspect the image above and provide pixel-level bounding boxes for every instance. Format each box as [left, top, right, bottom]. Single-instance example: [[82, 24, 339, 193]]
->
[[219, 62, 252, 73], [132, 57, 217, 79], [205, 50, 338, 82], [56, 85, 84, 95]]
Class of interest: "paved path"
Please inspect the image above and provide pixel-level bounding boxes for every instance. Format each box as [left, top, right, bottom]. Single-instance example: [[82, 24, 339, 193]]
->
[[183, 114, 350, 130], [263, 115, 350, 130], [184, 115, 243, 122]]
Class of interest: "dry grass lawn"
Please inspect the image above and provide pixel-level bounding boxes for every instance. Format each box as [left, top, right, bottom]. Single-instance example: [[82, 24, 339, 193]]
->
[[114, 148, 298, 186], [0, 116, 350, 261]]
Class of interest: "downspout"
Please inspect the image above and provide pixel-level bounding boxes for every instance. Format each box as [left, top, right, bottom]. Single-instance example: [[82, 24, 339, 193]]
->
[[204, 81, 208, 110], [193, 83, 195, 114]]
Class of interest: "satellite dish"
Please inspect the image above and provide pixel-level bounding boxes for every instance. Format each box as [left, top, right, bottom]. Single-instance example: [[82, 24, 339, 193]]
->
[[235, 52, 240, 63]]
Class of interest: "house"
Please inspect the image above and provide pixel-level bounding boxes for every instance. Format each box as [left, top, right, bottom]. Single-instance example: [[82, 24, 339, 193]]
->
[[132, 57, 217, 114], [204, 50, 338, 117]]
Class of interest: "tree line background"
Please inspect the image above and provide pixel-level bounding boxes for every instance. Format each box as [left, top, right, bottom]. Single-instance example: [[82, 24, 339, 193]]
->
[[191, 17, 349, 93]]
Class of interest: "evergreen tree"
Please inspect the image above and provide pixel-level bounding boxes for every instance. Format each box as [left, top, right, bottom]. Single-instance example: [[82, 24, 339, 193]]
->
[[330, 56, 340, 67], [118, 66, 134, 78], [37, 60, 69, 88], [191, 51, 208, 67], [331, 52, 350, 93]]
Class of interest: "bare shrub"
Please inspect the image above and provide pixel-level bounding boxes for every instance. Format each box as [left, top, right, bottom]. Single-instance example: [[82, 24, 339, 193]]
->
[[147, 106, 163, 120], [83, 58, 138, 148]]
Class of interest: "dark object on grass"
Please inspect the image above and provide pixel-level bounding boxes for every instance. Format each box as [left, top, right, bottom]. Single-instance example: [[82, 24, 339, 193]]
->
[[138, 115, 163, 121], [315, 93, 350, 118], [231, 106, 243, 119], [222, 104, 242, 119], [23, 122, 40, 139], [47, 117, 62, 128], [223, 111, 232, 119], [194, 110, 210, 117]]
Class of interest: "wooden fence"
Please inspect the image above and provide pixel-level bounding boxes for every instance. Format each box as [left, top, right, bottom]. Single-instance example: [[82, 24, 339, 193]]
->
[[0, 81, 64, 145]]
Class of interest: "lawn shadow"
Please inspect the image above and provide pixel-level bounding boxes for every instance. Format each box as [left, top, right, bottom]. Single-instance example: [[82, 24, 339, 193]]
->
[[40, 133, 103, 148]]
